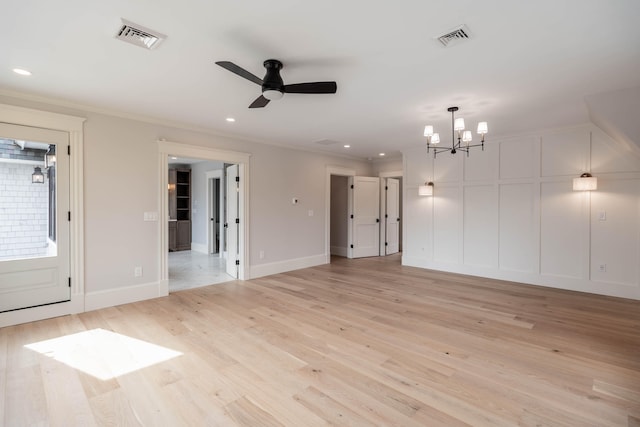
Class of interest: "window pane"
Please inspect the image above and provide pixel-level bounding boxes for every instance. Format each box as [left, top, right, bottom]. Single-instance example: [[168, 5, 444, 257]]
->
[[0, 139, 57, 261]]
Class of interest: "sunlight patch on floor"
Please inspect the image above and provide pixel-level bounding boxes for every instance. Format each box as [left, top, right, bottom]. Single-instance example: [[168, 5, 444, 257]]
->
[[25, 328, 182, 380]]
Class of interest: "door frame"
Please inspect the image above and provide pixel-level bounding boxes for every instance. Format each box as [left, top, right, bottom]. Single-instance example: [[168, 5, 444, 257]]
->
[[0, 103, 85, 328], [378, 170, 403, 256], [158, 140, 250, 288], [324, 166, 356, 262]]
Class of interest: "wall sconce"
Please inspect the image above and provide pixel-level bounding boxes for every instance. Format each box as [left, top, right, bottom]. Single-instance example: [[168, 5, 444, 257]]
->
[[573, 173, 597, 191], [32, 166, 45, 184], [45, 145, 56, 169], [418, 181, 434, 196]]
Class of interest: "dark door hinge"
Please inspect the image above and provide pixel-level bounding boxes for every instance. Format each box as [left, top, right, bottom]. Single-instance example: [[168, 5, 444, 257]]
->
[[235, 260, 240, 265], [350, 214, 354, 219], [67, 145, 71, 155], [68, 211, 71, 221], [350, 184, 354, 189], [68, 277, 71, 288], [385, 242, 388, 246], [350, 244, 354, 249], [235, 218, 239, 224], [235, 176, 240, 182]]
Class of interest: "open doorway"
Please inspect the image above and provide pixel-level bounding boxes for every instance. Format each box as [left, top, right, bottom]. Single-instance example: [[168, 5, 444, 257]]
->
[[325, 166, 403, 262], [167, 157, 233, 292], [158, 141, 250, 294]]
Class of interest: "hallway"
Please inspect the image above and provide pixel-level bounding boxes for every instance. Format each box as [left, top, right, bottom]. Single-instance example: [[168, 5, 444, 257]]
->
[[168, 251, 234, 292]]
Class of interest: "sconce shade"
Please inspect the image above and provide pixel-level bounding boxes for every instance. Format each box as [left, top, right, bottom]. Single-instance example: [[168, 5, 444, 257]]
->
[[454, 118, 465, 131], [45, 145, 56, 169], [32, 166, 45, 184], [418, 181, 434, 196], [424, 125, 434, 137], [431, 133, 440, 144], [573, 173, 597, 191]]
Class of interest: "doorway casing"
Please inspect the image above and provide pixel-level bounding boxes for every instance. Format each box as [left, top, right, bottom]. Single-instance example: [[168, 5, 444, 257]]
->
[[157, 140, 250, 291], [0, 103, 85, 328]]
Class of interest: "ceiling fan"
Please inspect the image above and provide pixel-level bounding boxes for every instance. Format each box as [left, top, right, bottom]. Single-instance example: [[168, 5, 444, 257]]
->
[[215, 59, 337, 108]]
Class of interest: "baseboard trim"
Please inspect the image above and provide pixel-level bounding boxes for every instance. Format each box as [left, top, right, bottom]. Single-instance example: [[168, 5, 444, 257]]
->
[[330, 245, 348, 257], [402, 255, 640, 301], [250, 254, 327, 279], [85, 281, 165, 312], [190, 243, 208, 254]]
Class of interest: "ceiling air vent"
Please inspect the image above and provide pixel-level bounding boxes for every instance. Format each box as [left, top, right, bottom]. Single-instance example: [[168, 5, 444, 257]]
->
[[436, 24, 471, 47], [314, 139, 340, 146], [116, 19, 166, 50]]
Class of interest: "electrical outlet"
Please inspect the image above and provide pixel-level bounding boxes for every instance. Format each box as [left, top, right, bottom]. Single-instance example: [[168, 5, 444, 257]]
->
[[598, 264, 606, 273], [259, 250, 265, 259], [308, 210, 314, 217], [292, 198, 299, 205], [598, 211, 606, 221], [134, 266, 143, 277]]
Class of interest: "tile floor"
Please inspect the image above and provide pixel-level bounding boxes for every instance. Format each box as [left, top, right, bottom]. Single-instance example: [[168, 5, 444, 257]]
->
[[168, 250, 235, 292]]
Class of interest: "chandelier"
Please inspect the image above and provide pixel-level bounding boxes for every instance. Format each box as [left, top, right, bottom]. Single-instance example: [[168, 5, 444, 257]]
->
[[424, 107, 488, 158]]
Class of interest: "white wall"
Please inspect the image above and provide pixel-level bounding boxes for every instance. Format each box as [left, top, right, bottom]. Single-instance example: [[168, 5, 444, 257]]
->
[[403, 124, 640, 300], [0, 94, 372, 307]]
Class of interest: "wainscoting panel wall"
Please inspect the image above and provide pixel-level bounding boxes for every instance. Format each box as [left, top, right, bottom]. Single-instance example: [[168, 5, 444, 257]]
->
[[403, 123, 640, 300], [499, 137, 536, 179], [499, 183, 536, 273], [540, 182, 585, 279], [590, 178, 640, 286], [433, 185, 460, 264], [463, 184, 498, 268]]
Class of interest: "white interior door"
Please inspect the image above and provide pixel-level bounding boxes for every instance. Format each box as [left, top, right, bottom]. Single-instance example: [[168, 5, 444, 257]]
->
[[225, 164, 238, 278], [385, 178, 400, 255], [0, 123, 70, 313], [348, 176, 380, 258]]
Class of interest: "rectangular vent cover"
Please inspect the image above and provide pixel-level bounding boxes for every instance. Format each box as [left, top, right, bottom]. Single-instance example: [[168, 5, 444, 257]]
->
[[116, 19, 166, 50], [436, 25, 471, 47]]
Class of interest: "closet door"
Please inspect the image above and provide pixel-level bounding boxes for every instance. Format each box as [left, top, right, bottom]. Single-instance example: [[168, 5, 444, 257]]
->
[[348, 176, 380, 258], [225, 164, 239, 278], [384, 178, 400, 255]]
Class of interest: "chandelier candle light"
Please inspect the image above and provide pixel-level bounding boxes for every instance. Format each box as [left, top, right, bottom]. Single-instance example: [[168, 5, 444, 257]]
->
[[424, 107, 488, 158]]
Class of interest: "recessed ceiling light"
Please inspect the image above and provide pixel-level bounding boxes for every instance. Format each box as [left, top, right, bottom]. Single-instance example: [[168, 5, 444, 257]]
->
[[13, 68, 32, 76], [226, 117, 235, 122], [379, 153, 385, 156], [343, 145, 351, 148], [170, 156, 178, 160]]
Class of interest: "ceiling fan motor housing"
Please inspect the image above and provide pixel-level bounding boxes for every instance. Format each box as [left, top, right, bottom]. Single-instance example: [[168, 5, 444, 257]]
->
[[262, 59, 284, 92]]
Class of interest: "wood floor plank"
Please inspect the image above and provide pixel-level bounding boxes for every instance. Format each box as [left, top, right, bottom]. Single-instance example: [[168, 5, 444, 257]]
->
[[2, 254, 639, 426]]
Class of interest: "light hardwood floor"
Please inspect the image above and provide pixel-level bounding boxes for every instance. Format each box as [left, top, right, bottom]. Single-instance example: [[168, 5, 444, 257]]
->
[[2, 254, 639, 426]]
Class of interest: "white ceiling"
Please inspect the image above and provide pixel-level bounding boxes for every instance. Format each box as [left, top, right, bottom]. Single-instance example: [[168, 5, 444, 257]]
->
[[2, 1, 639, 160]]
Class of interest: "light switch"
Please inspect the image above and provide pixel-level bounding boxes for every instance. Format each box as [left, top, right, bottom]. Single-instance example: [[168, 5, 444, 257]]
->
[[598, 211, 606, 221], [144, 212, 158, 221]]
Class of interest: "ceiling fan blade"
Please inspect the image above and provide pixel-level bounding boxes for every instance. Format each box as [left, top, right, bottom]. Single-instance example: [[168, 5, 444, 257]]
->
[[283, 82, 337, 94], [215, 61, 263, 86], [249, 95, 270, 108]]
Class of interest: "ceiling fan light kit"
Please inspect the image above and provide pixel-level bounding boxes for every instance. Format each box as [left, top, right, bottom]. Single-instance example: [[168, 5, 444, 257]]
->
[[424, 106, 488, 158], [215, 59, 337, 108]]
